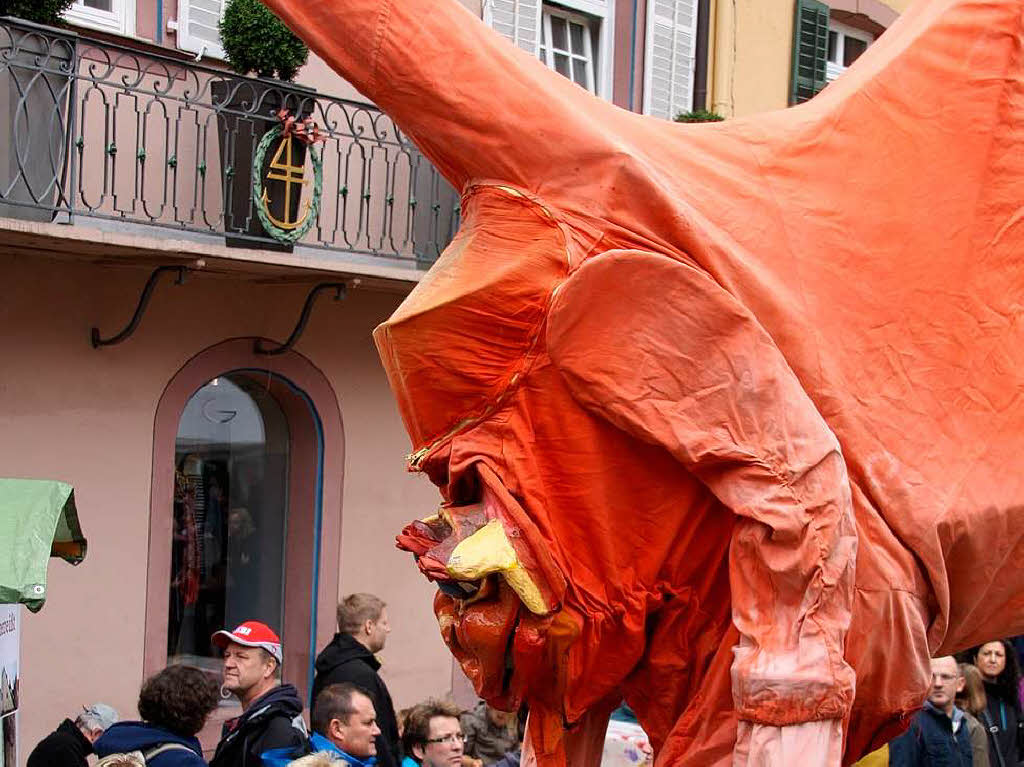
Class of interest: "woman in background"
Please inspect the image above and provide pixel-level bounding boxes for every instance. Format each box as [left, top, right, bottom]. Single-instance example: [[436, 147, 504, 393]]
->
[[971, 640, 1023, 767], [956, 663, 990, 767]]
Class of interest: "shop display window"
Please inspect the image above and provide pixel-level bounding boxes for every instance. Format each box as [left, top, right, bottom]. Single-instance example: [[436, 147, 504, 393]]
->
[[168, 373, 295, 696]]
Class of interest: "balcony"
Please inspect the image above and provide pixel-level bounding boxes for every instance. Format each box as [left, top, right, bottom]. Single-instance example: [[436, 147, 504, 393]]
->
[[0, 16, 460, 272]]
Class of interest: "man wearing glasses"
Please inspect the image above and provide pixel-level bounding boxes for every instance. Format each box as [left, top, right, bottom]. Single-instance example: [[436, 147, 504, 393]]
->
[[889, 656, 974, 765], [401, 701, 466, 767]]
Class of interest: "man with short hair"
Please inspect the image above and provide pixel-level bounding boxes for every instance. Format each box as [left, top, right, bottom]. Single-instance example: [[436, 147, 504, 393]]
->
[[263, 683, 381, 767], [209, 621, 307, 767], [312, 595, 398, 767], [312, 683, 381, 766], [889, 656, 974, 766], [27, 704, 119, 767], [401, 701, 465, 767]]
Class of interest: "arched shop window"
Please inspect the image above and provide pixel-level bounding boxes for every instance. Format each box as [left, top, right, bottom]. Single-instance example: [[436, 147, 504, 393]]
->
[[146, 341, 344, 730], [166, 370, 321, 697]]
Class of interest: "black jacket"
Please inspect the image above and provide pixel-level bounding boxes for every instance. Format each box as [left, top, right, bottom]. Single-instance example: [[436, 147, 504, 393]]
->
[[27, 720, 92, 767], [980, 681, 1023, 767], [889, 703, 973, 767], [311, 633, 399, 767], [210, 684, 307, 767]]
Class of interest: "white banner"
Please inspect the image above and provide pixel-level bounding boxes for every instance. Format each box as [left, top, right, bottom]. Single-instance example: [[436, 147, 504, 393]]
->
[[0, 605, 19, 767]]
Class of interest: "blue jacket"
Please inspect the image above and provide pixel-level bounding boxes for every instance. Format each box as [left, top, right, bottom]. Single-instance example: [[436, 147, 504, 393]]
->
[[94, 722, 206, 767], [890, 702, 973, 767], [261, 732, 376, 767]]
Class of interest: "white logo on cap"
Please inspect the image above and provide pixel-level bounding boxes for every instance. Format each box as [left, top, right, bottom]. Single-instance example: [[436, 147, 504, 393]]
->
[[235, 626, 252, 636]]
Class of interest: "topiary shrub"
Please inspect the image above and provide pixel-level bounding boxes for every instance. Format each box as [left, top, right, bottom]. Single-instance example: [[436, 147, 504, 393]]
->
[[674, 109, 726, 123], [218, 0, 309, 81], [0, 0, 74, 25]]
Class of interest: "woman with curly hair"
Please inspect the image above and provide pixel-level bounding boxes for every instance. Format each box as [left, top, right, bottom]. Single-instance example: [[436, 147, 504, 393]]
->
[[969, 640, 1024, 767], [94, 665, 221, 767]]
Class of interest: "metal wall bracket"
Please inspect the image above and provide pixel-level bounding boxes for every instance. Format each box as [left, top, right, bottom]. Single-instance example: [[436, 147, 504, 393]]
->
[[254, 282, 347, 356], [91, 265, 187, 348]]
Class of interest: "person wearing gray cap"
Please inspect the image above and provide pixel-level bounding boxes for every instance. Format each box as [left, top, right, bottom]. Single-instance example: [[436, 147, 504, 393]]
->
[[27, 703, 119, 767]]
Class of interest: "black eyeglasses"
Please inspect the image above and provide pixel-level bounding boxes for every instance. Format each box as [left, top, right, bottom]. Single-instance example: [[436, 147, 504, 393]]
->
[[425, 733, 466, 745]]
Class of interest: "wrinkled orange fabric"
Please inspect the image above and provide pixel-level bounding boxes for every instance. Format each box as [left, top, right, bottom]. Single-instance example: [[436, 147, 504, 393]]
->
[[261, 0, 1024, 764]]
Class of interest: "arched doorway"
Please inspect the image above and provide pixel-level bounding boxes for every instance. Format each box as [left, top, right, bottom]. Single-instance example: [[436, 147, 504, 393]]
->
[[145, 340, 343, 736]]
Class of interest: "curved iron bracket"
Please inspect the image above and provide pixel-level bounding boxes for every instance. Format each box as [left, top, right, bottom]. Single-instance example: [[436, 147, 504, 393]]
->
[[254, 282, 347, 356], [91, 265, 187, 348]]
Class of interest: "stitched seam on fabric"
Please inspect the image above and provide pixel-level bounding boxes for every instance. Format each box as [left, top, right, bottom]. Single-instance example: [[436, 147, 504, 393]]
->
[[407, 184, 570, 464], [369, 0, 392, 95]]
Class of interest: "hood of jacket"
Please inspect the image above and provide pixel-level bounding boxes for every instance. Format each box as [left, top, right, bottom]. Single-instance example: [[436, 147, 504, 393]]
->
[[314, 634, 380, 676], [54, 718, 94, 756], [229, 684, 305, 736], [94, 722, 201, 756]]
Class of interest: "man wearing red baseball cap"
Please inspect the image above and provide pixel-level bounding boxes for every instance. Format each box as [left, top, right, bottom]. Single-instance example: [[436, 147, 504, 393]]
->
[[209, 621, 308, 767]]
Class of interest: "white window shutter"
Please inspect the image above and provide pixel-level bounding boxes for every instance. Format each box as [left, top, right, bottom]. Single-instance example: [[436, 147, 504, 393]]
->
[[177, 0, 226, 60], [485, 0, 542, 56], [643, 0, 698, 119]]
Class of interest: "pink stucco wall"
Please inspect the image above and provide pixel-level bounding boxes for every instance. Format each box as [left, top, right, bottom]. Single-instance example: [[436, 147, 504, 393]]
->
[[0, 253, 453, 757]]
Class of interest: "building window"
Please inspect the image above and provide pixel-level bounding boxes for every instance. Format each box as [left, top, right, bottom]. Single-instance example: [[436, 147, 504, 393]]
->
[[484, 0, 614, 101], [175, 0, 227, 60], [62, 0, 134, 36], [642, 0, 699, 119], [539, 6, 597, 93], [168, 372, 318, 694], [826, 21, 873, 81]]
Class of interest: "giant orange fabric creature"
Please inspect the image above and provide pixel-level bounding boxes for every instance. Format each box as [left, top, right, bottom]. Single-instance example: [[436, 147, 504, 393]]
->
[[261, 0, 1024, 763]]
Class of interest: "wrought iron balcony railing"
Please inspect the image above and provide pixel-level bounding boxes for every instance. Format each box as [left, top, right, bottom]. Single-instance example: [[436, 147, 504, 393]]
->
[[0, 16, 460, 265]]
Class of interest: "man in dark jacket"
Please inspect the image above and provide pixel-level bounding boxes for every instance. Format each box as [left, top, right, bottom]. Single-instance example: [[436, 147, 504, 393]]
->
[[890, 656, 974, 766], [210, 621, 308, 767], [312, 594, 399, 767], [27, 704, 118, 767]]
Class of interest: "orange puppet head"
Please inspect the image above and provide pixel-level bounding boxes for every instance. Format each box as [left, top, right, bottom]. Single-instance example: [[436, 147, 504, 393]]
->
[[261, 0, 1024, 763]]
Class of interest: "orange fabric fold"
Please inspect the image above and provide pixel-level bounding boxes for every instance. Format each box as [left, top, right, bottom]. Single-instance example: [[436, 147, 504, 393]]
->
[[260, 0, 1024, 763]]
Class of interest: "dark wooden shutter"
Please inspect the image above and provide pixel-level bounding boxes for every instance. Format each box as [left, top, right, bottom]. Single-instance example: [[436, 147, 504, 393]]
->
[[790, 0, 829, 105]]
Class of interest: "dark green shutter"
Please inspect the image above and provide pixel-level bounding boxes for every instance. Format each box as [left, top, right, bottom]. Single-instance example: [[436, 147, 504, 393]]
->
[[790, 0, 829, 105]]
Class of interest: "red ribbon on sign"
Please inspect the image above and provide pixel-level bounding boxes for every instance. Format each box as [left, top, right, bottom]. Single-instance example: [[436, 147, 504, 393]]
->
[[276, 108, 326, 145]]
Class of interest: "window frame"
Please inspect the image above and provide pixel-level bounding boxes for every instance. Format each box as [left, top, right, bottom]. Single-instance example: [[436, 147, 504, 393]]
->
[[175, 0, 228, 61], [642, 0, 700, 119], [484, 0, 615, 102], [63, 0, 135, 37], [539, 6, 597, 94], [825, 20, 873, 81]]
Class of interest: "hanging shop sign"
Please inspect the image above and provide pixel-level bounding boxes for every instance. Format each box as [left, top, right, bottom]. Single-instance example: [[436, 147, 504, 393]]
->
[[253, 109, 326, 245]]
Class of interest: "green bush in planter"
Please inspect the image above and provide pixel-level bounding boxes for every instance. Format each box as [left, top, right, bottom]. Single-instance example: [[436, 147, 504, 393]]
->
[[674, 109, 726, 123], [0, 0, 74, 24], [219, 0, 309, 81]]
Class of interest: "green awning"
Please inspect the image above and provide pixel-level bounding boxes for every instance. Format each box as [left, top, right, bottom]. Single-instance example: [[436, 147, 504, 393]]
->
[[0, 479, 87, 612]]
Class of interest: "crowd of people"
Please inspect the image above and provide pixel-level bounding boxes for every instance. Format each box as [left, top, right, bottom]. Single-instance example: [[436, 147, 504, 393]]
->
[[21, 594, 1023, 767], [861, 638, 1024, 766], [24, 594, 523, 767]]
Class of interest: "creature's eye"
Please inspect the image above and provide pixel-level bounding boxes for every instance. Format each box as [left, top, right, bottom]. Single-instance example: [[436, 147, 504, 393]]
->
[[449, 466, 480, 506]]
